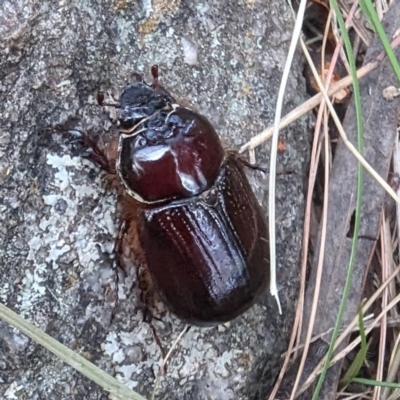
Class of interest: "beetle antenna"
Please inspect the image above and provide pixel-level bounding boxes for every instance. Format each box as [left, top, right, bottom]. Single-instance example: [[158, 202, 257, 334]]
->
[[151, 64, 159, 85]]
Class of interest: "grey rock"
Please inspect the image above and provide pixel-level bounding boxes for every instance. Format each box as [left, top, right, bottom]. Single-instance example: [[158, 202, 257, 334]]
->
[[0, 1, 309, 399]]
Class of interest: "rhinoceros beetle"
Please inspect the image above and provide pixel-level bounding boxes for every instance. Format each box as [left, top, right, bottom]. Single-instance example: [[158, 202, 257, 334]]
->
[[73, 66, 270, 326]]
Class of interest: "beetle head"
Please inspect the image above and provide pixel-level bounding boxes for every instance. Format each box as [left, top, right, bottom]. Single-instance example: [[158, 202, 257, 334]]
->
[[118, 82, 168, 130]]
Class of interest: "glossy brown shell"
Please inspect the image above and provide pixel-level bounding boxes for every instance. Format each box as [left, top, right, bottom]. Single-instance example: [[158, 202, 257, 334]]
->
[[118, 108, 225, 203], [136, 153, 270, 326]]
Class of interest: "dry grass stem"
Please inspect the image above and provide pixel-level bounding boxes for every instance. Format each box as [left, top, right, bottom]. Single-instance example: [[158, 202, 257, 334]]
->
[[289, 99, 333, 400], [384, 332, 400, 399], [287, 6, 360, 398], [298, 287, 400, 397], [284, 313, 375, 356], [373, 217, 390, 400], [394, 133, 400, 263], [151, 325, 190, 400], [337, 391, 373, 400], [268, 2, 399, 399], [239, 59, 379, 154], [241, 32, 400, 156], [339, 0, 372, 45], [267, 12, 336, 397], [300, 38, 400, 208]]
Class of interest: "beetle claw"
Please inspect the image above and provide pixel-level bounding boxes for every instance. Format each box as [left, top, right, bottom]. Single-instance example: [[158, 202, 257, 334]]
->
[[235, 153, 268, 173]]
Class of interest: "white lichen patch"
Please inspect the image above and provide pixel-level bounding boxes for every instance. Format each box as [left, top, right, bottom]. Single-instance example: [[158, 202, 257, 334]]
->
[[0, 282, 10, 302], [103, 323, 162, 389], [115, 364, 141, 388], [210, 24, 225, 48], [214, 350, 238, 377], [18, 152, 116, 314], [4, 381, 24, 399], [181, 37, 198, 65], [18, 266, 47, 309]]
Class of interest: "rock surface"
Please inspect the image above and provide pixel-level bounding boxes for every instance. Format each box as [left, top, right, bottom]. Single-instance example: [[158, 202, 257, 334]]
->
[[0, 1, 309, 399]]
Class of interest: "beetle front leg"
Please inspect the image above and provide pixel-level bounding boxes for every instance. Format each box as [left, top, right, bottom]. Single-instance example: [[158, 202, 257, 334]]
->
[[68, 129, 117, 174]]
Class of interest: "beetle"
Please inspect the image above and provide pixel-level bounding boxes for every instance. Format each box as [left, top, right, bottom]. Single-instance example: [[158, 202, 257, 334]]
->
[[72, 66, 270, 326]]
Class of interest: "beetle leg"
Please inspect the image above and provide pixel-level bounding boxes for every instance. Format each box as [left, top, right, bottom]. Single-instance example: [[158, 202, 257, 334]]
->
[[88, 142, 116, 174], [229, 151, 267, 173], [113, 219, 166, 357], [68, 130, 117, 174], [110, 219, 128, 318], [112, 220, 128, 275], [135, 265, 161, 323], [148, 321, 167, 359], [139, 293, 167, 359]]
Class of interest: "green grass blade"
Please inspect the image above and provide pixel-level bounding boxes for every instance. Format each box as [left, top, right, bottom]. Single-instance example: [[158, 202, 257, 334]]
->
[[352, 377, 400, 389], [311, 1, 364, 398], [339, 305, 368, 389], [360, 0, 400, 83], [0, 302, 148, 400]]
